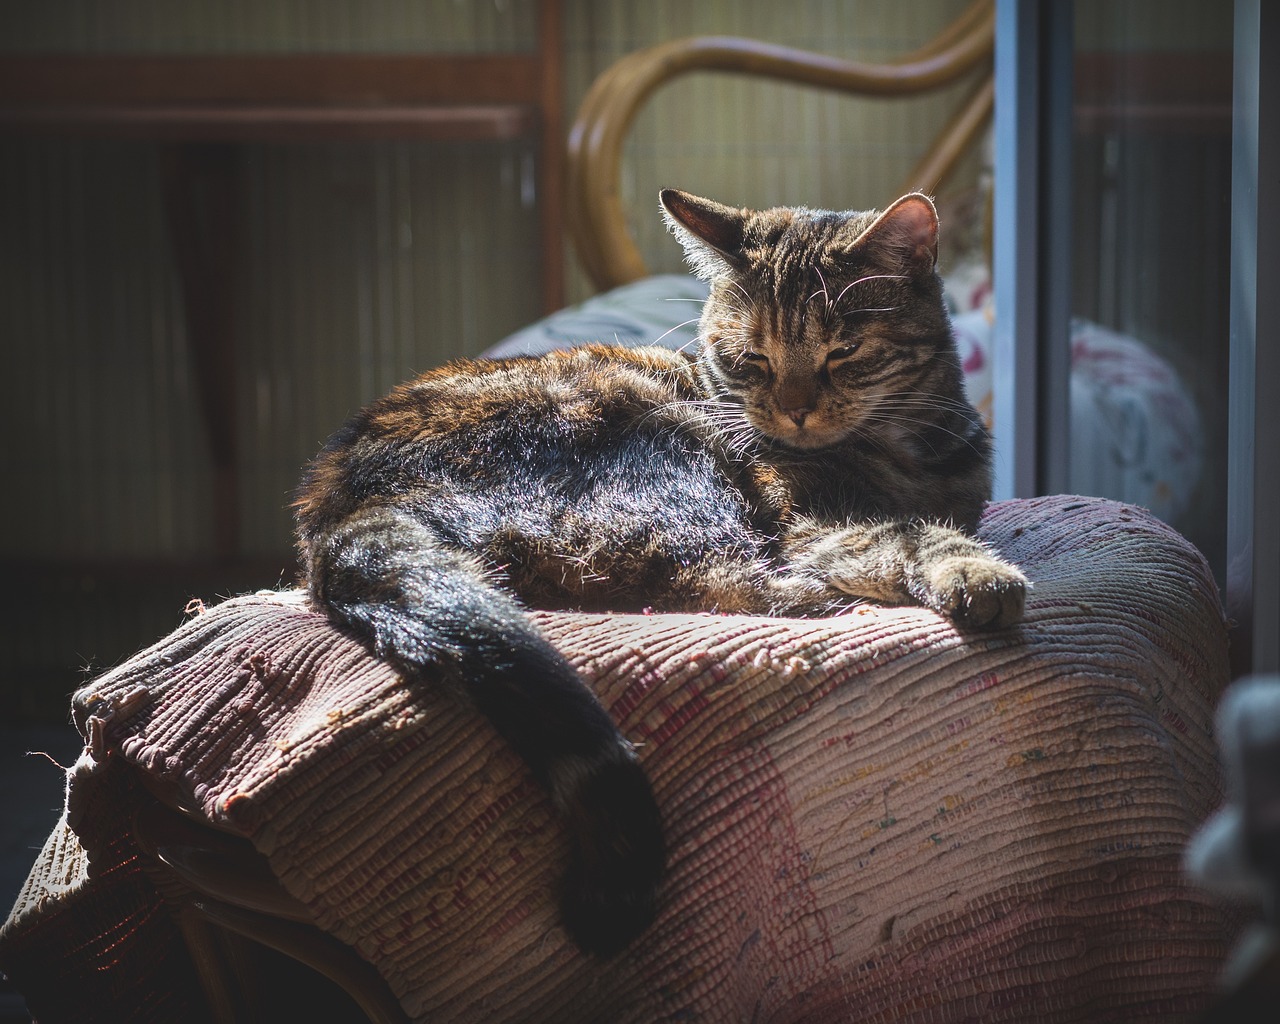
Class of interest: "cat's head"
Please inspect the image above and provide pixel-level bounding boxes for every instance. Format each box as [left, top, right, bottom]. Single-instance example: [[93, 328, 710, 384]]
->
[[661, 189, 959, 452]]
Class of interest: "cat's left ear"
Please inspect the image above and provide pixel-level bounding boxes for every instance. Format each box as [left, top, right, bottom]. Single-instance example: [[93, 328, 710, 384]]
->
[[660, 188, 748, 280], [852, 193, 939, 277]]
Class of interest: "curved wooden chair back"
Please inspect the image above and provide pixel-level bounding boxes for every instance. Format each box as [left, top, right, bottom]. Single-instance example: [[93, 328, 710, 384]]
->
[[565, 0, 995, 292]]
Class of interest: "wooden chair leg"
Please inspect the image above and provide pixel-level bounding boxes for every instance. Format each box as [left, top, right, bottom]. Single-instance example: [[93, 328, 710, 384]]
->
[[134, 797, 408, 1023], [194, 898, 410, 1024], [176, 904, 253, 1024]]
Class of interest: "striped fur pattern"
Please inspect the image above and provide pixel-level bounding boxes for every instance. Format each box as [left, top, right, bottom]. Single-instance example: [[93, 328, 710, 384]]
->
[[661, 188, 1026, 628], [293, 190, 1026, 956]]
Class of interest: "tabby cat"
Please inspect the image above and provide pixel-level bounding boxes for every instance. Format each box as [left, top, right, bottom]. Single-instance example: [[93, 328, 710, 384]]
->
[[294, 188, 1027, 957]]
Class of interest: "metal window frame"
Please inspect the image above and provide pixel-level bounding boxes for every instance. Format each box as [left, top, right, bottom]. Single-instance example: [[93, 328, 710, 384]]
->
[[991, 0, 1072, 502], [1227, 0, 1279, 677]]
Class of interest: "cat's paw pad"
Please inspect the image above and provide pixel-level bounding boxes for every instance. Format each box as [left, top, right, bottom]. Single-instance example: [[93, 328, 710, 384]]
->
[[927, 555, 1027, 629], [559, 758, 666, 957]]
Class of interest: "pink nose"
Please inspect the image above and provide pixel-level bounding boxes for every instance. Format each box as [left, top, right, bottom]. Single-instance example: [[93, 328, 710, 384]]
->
[[785, 408, 811, 427]]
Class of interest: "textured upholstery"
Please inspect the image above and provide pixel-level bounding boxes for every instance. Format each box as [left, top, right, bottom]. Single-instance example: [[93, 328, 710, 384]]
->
[[1, 495, 1237, 1022]]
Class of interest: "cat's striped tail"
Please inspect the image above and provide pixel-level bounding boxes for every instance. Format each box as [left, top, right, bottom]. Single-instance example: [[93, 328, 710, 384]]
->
[[302, 505, 665, 956]]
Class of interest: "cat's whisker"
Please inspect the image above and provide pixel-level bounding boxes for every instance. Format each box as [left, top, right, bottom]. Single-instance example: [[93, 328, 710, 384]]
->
[[871, 392, 981, 417], [842, 420, 898, 457], [860, 411, 986, 454], [814, 266, 831, 311], [833, 273, 910, 308], [705, 315, 757, 338], [838, 305, 901, 318], [806, 278, 830, 308], [875, 408, 978, 434], [650, 316, 704, 347], [866, 401, 957, 420], [859, 416, 944, 454], [675, 398, 768, 458], [637, 397, 754, 443], [704, 292, 752, 316], [863, 392, 966, 417], [709, 328, 756, 345], [873, 388, 971, 400], [723, 279, 754, 310]]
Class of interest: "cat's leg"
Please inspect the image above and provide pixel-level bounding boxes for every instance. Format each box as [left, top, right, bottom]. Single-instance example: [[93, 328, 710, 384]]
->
[[305, 504, 664, 956], [782, 517, 1028, 629], [685, 553, 850, 618]]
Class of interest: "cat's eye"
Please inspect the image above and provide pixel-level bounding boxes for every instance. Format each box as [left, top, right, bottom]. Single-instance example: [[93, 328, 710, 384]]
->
[[826, 345, 858, 363], [741, 351, 770, 366]]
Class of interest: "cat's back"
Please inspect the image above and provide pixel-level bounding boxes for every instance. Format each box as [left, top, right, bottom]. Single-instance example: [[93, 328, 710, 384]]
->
[[384, 344, 703, 445], [295, 345, 700, 527], [294, 344, 778, 612]]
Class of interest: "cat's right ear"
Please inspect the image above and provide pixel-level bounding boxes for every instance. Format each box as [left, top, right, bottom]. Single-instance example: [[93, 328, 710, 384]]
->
[[660, 189, 748, 281]]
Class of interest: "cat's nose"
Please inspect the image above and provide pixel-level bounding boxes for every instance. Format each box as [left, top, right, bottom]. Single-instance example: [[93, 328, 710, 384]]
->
[[776, 374, 816, 428]]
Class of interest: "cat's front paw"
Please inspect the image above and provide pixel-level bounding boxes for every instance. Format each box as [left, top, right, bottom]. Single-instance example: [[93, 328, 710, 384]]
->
[[559, 757, 666, 957], [925, 555, 1027, 630]]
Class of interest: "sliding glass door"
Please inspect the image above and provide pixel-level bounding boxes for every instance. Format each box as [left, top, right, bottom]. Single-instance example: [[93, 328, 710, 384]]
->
[[992, 0, 1276, 676]]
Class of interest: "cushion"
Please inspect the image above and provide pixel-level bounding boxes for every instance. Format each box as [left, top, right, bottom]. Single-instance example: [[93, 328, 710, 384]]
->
[[1, 495, 1237, 1022], [483, 273, 710, 358]]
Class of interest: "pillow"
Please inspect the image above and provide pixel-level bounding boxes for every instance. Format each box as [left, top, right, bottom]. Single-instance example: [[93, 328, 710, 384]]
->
[[483, 274, 709, 358]]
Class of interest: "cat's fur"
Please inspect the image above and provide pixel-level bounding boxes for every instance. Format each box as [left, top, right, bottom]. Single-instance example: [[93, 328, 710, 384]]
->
[[294, 189, 1027, 957]]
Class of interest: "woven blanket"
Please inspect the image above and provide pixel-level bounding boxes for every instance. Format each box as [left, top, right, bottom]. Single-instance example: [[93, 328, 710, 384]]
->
[[1, 495, 1237, 1022]]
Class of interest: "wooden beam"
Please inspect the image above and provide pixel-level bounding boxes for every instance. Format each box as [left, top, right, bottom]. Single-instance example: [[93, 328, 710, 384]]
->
[[0, 104, 538, 142], [0, 54, 543, 107]]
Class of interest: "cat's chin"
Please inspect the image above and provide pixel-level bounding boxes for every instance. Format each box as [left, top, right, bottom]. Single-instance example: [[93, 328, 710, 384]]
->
[[783, 436, 845, 451], [765, 426, 852, 451]]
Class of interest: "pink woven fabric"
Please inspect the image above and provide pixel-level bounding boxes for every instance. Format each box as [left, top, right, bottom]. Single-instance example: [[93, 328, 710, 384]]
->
[[2, 496, 1238, 1021]]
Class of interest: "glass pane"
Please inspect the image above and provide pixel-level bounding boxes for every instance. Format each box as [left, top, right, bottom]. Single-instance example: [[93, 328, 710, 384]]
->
[[1070, 2, 1234, 581]]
